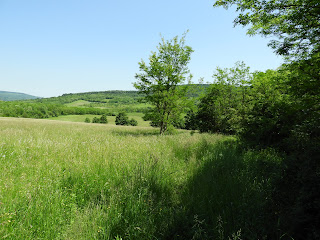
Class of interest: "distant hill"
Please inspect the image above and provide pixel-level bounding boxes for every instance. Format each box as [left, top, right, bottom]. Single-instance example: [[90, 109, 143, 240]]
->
[[0, 91, 39, 101], [34, 90, 141, 105], [33, 84, 210, 105], [27, 85, 210, 113], [0, 85, 211, 119]]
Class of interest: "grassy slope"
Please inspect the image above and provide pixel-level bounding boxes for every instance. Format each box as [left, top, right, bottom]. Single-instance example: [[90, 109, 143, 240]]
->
[[0, 118, 281, 239], [65, 100, 91, 107], [32, 86, 208, 113]]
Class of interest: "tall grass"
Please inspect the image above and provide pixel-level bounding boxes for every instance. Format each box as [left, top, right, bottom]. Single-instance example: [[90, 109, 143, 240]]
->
[[0, 118, 283, 239]]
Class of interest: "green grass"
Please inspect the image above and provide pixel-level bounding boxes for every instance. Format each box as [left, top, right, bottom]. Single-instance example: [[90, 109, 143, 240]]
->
[[0, 118, 283, 239], [65, 100, 91, 107], [48, 114, 102, 122], [48, 113, 150, 127], [64, 99, 151, 113]]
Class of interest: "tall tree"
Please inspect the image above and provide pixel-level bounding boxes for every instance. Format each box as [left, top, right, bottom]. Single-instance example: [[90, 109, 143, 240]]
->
[[213, 0, 320, 60], [134, 33, 193, 134], [196, 61, 252, 134]]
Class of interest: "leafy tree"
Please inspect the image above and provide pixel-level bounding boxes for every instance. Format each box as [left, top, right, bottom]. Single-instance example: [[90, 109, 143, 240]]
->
[[100, 114, 108, 124], [134, 33, 194, 134], [238, 69, 295, 147], [196, 62, 252, 134], [115, 112, 129, 125], [212, 0, 320, 145], [213, 0, 320, 60]]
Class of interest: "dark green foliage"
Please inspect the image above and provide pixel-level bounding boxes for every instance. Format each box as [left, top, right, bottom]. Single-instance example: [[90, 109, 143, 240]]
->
[[271, 149, 320, 240], [238, 62, 320, 153], [115, 112, 129, 125], [283, 54, 320, 151], [128, 118, 138, 126], [237, 69, 294, 147], [84, 117, 91, 123], [92, 117, 100, 123], [183, 110, 198, 130], [214, 0, 320, 60], [99, 115, 108, 124], [114, 113, 138, 126], [91, 115, 108, 124]]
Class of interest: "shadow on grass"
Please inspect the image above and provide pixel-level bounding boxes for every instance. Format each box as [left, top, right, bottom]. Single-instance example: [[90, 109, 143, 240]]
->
[[110, 128, 188, 137], [164, 139, 282, 240], [111, 129, 160, 137], [61, 137, 284, 239]]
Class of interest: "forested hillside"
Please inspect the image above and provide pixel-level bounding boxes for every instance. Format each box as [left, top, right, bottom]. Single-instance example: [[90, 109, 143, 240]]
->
[[34, 90, 142, 104], [0, 86, 209, 119], [0, 91, 38, 101]]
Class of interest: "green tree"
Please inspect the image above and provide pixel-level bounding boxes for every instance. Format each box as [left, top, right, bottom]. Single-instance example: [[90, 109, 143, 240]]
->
[[213, 0, 320, 60], [196, 62, 252, 134], [115, 112, 129, 125], [238, 69, 295, 147], [100, 114, 108, 124], [134, 33, 194, 134]]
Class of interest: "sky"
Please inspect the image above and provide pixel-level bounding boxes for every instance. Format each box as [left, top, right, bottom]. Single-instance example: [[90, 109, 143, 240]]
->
[[0, 0, 283, 98]]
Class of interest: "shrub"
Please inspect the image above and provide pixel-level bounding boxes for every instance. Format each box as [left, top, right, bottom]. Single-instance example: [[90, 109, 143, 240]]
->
[[128, 118, 138, 126], [92, 117, 100, 123], [100, 115, 108, 124], [115, 112, 129, 125], [84, 118, 91, 123]]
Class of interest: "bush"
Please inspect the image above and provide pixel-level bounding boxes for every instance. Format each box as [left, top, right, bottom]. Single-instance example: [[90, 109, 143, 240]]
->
[[100, 115, 108, 124], [91, 115, 108, 124], [115, 112, 129, 125], [92, 117, 100, 123], [128, 118, 138, 126], [84, 118, 91, 123]]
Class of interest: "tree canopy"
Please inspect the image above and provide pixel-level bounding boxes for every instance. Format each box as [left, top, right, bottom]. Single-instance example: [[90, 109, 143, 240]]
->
[[214, 0, 320, 60]]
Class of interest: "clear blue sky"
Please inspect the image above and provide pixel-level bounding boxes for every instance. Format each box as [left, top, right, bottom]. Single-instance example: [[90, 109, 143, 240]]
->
[[0, 0, 283, 97]]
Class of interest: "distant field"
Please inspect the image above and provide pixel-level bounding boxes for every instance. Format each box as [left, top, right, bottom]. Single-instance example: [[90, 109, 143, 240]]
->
[[65, 100, 91, 107], [64, 99, 151, 114], [48, 113, 150, 127]]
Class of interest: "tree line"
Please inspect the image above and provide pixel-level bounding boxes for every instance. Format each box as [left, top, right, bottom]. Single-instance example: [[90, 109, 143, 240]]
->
[[0, 101, 113, 119]]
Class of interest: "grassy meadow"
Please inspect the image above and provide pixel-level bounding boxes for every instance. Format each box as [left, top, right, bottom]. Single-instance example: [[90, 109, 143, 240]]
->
[[0, 117, 283, 239]]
